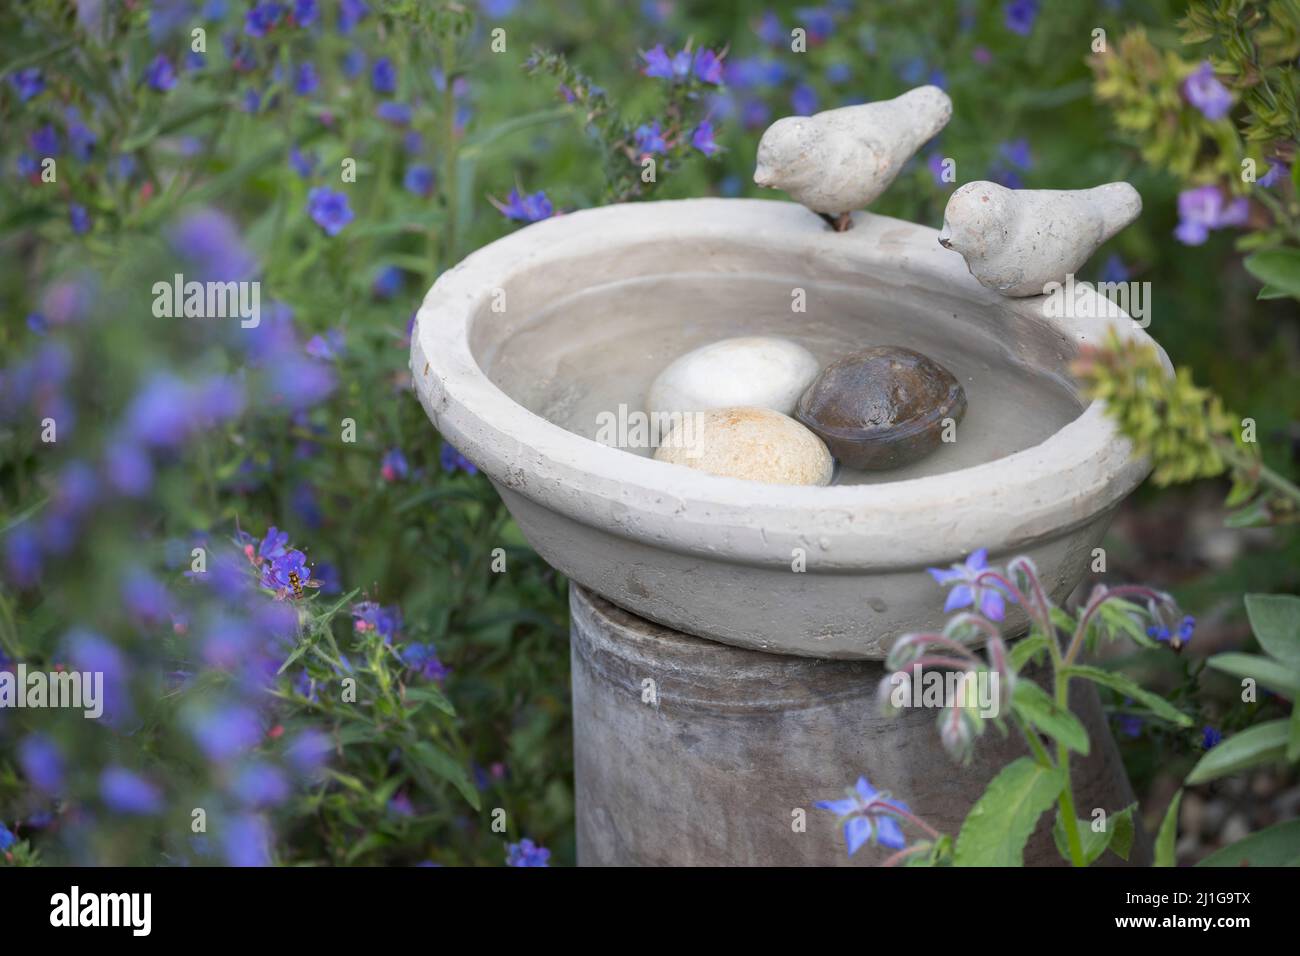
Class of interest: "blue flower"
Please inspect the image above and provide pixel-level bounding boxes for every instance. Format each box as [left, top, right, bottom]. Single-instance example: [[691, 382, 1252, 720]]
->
[[1202, 725, 1222, 749], [30, 124, 60, 156], [245, 2, 285, 36], [371, 266, 403, 299], [633, 121, 667, 155], [232, 763, 290, 807], [257, 527, 290, 563], [69, 204, 91, 235], [352, 601, 402, 640], [1100, 254, 1130, 284], [306, 328, 346, 359], [145, 54, 177, 92], [371, 57, 397, 94], [380, 447, 409, 481], [376, 100, 412, 125], [791, 83, 818, 116], [404, 164, 435, 196], [307, 187, 354, 235], [1004, 0, 1039, 36], [19, 735, 64, 795], [691, 120, 719, 156], [494, 187, 553, 223], [506, 838, 551, 867], [170, 207, 259, 282], [1184, 61, 1233, 121], [1174, 185, 1248, 246], [293, 62, 319, 95], [1258, 162, 1289, 188], [101, 767, 163, 815], [755, 11, 784, 46], [692, 48, 724, 85], [815, 776, 909, 854], [400, 641, 449, 681], [189, 704, 262, 762], [223, 813, 272, 866], [293, 0, 318, 26], [0, 824, 15, 851], [641, 44, 691, 81], [1148, 615, 1195, 649], [337, 0, 368, 34], [289, 145, 317, 178], [998, 138, 1033, 171], [261, 549, 310, 593], [9, 67, 44, 102], [927, 548, 1015, 621], [440, 443, 478, 475], [796, 6, 835, 43]]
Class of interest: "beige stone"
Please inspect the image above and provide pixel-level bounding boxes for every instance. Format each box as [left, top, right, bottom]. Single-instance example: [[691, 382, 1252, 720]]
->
[[654, 406, 833, 486]]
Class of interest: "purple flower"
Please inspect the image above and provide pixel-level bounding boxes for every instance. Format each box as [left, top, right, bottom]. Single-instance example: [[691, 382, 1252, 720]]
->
[[796, 6, 835, 43], [1184, 62, 1232, 121], [170, 207, 259, 282], [145, 55, 177, 92], [286, 729, 331, 775], [692, 48, 725, 85], [1004, 0, 1039, 36], [293, 0, 318, 26], [494, 188, 553, 223], [1202, 726, 1222, 749], [376, 100, 412, 125], [122, 568, 172, 630], [506, 838, 551, 867], [633, 122, 667, 156], [245, 2, 285, 36], [242, 88, 262, 113], [1100, 254, 1130, 284], [30, 124, 60, 156], [337, 0, 368, 34], [307, 187, 354, 235], [927, 548, 1016, 621], [741, 98, 771, 129], [404, 164, 435, 197], [69, 203, 91, 235], [9, 67, 44, 102], [104, 441, 153, 496], [641, 44, 691, 81], [815, 776, 909, 854], [998, 138, 1032, 171], [1259, 162, 1288, 188], [0, 824, 14, 851], [223, 813, 272, 866], [342, 48, 366, 78], [400, 641, 448, 681], [927, 152, 950, 187], [791, 83, 818, 116], [1174, 185, 1248, 246], [826, 62, 851, 85], [1118, 713, 1143, 738], [261, 548, 310, 593], [17, 153, 38, 177], [371, 57, 397, 94], [289, 145, 317, 178], [66, 113, 97, 161], [293, 61, 319, 95], [101, 767, 163, 815], [232, 763, 290, 807], [371, 266, 403, 299], [440, 443, 478, 475], [381, 448, 409, 481], [190, 704, 262, 762], [1147, 615, 1195, 648], [352, 601, 401, 640], [305, 328, 345, 358], [4, 524, 41, 589], [19, 735, 64, 795], [691, 120, 719, 156], [755, 11, 784, 46]]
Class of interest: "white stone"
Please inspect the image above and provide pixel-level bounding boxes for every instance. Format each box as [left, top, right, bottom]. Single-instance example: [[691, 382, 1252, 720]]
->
[[754, 85, 952, 220], [646, 336, 821, 420], [938, 180, 1142, 297], [653, 407, 833, 487]]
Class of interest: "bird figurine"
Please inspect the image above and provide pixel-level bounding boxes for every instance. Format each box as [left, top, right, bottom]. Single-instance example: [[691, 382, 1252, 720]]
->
[[753, 85, 952, 232], [937, 180, 1142, 297]]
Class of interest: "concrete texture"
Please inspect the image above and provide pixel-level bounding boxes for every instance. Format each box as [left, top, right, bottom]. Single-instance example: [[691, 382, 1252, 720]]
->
[[938, 181, 1143, 297], [410, 198, 1169, 658], [571, 584, 1150, 867]]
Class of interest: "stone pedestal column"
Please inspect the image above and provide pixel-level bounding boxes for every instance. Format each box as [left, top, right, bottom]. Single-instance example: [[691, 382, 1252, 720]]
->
[[570, 584, 1149, 866]]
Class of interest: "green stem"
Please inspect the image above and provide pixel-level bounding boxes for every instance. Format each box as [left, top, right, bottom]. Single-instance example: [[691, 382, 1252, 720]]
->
[[1219, 441, 1300, 505], [1054, 672, 1086, 867]]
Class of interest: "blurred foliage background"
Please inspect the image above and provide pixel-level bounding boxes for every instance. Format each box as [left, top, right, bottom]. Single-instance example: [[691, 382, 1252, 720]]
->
[[0, 0, 1296, 865]]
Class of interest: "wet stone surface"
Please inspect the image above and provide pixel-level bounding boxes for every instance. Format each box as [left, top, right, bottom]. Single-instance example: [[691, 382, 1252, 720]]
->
[[794, 346, 967, 471]]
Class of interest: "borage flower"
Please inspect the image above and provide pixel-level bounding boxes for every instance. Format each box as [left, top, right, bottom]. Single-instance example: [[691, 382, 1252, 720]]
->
[[815, 776, 910, 854], [927, 548, 1016, 621]]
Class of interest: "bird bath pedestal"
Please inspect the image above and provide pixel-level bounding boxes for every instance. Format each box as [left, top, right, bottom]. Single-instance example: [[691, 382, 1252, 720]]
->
[[411, 199, 1164, 865]]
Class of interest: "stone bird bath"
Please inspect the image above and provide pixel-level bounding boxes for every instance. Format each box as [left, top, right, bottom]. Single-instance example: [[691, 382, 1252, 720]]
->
[[411, 198, 1166, 865]]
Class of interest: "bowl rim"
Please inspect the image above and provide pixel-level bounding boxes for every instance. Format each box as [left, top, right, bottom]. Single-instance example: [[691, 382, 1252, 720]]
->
[[411, 197, 1165, 570]]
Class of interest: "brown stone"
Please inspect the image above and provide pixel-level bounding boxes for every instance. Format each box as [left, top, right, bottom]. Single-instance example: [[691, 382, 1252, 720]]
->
[[794, 346, 967, 471]]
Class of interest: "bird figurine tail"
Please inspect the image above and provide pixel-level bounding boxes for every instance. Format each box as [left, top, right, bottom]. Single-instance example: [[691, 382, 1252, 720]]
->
[[1089, 182, 1143, 244]]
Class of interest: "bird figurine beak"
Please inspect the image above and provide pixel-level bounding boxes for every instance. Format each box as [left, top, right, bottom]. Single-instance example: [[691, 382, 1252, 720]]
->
[[937, 228, 953, 250], [753, 166, 774, 188]]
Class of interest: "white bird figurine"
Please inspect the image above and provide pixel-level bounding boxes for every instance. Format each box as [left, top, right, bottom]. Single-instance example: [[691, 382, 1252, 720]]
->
[[753, 85, 952, 232], [938, 180, 1142, 297]]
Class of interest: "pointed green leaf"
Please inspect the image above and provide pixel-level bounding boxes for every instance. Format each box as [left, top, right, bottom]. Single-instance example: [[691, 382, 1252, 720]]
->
[[1197, 819, 1300, 867], [1244, 594, 1300, 669], [1061, 665, 1193, 727], [1155, 790, 1182, 867], [1206, 652, 1299, 699], [1012, 681, 1090, 754], [411, 741, 480, 811], [953, 757, 1063, 866], [1186, 719, 1291, 784], [1010, 633, 1049, 670], [1243, 249, 1300, 299]]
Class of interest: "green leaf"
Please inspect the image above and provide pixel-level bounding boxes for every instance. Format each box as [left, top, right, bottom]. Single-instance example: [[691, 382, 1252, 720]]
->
[[1186, 719, 1292, 784], [1051, 803, 1135, 866], [405, 684, 456, 717], [1009, 633, 1049, 670], [1155, 790, 1182, 867], [1243, 248, 1300, 299], [953, 757, 1063, 866], [1012, 681, 1090, 754], [1290, 699, 1300, 764], [411, 741, 481, 811], [1257, 284, 1292, 300], [1061, 665, 1193, 727], [1108, 803, 1137, 862], [1197, 819, 1300, 867], [1244, 593, 1300, 669], [1206, 652, 1299, 699]]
